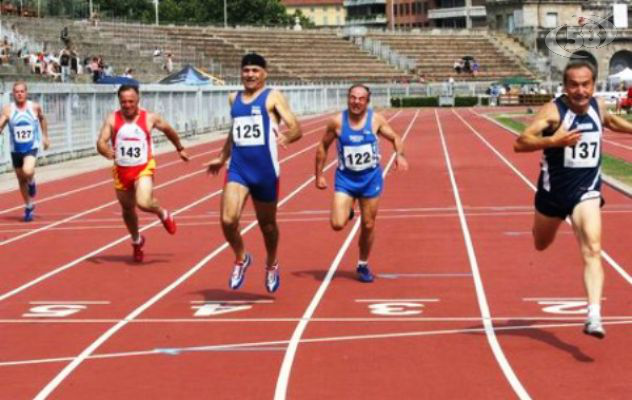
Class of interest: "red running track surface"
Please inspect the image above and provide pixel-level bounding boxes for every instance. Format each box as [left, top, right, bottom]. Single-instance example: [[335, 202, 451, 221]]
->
[[0, 109, 630, 399]]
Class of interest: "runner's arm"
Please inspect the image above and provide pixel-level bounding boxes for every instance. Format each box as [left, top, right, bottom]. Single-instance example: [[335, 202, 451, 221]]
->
[[36, 103, 50, 149], [271, 90, 301, 145], [0, 106, 9, 133], [600, 98, 632, 134], [152, 113, 189, 161], [514, 102, 580, 152], [315, 118, 337, 188], [96, 114, 115, 160], [375, 113, 408, 171]]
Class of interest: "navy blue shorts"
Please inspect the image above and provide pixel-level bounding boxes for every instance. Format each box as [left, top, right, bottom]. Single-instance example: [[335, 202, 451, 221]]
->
[[535, 188, 603, 219], [226, 168, 279, 203], [11, 149, 39, 169], [334, 167, 383, 199]]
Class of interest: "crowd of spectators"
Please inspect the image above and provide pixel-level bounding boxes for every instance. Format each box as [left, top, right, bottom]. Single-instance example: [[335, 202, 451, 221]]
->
[[453, 56, 479, 77]]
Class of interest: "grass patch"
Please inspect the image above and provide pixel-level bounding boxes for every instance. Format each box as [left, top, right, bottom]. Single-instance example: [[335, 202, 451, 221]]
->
[[602, 155, 632, 187], [493, 116, 632, 188], [495, 116, 526, 133]]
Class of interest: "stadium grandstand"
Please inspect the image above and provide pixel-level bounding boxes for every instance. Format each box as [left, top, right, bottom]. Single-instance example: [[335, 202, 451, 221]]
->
[[1, 1, 632, 399]]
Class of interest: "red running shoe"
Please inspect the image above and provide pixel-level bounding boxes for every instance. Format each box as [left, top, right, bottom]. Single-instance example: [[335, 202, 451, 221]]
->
[[160, 210, 176, 234], [132, 236, 145, 263]]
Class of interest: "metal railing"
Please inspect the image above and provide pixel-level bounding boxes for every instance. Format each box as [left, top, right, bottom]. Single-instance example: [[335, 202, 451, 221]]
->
[[0, 81, 499, 172], [354, 36, 417, 72]]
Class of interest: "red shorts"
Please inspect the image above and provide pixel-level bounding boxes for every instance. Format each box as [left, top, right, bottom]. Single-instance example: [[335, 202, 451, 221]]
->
[[113, 158, 156, 191]]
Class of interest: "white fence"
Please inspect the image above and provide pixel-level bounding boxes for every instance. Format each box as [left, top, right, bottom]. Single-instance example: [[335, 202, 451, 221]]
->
[[0, 81, 495, 172]]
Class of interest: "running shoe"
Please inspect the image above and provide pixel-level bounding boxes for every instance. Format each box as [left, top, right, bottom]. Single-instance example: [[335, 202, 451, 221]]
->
[[132, 236, 146, 263], [265, 264, 280, 293], [356, 264, 374, 283], [160, 210, 177, 235], [23, 205, 35, 222], [583, 318, 606, 339], [229, 253, 252, 290], [27, 180, 37, 198]]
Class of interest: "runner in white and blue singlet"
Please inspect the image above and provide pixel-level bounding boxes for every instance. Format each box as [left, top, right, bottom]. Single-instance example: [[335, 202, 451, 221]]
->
[[0, 81, 50, 222], [206, 53, 302, 294], [515, 60, 632, 339], [334, 107, 383, 199], [316, 84, 408, 283]]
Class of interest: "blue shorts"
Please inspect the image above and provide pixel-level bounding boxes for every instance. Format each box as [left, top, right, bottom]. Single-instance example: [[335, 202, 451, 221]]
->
[[535, 188, 603, 219], [227, 167, 279, 203], [11, 149, 39, 169], [334, 167, 383, 199]]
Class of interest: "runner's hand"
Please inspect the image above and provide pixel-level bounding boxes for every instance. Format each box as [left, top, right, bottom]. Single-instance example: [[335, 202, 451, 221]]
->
[[104, 148, 115, 160], [395, 154, 408, 171], [315, 175, 327, 190], [178, 149, 190, 162], [551, 127, 581, 148], [277, 133, 290, 149], [43, 136, 51, 150], [205, 158, 225, 175]]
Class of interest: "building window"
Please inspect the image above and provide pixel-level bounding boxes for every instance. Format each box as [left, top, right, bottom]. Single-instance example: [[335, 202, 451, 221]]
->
[[545, 12, 558, 28]]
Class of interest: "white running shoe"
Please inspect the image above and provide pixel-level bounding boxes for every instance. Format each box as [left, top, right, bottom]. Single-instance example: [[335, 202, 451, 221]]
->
[[229, 253, 252, 290], [265, 264, 280, 293], [583, 318, 606, 339]]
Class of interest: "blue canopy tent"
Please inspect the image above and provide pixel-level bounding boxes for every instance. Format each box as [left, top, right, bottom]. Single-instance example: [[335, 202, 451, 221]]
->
[[95, 75, 140, 86], [159, 65, 224, 85]]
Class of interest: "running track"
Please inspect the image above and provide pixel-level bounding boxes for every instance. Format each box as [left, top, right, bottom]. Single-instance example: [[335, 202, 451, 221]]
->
[[474, 107, 632, 164], [0, 109, 630, 399]]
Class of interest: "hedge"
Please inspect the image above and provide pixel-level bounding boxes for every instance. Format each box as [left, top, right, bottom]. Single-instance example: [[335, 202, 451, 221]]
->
[[391, 96, 488, 107]]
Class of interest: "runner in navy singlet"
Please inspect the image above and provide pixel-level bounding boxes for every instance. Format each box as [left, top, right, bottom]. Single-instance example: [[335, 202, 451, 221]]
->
[[515, 60, 632, 339]]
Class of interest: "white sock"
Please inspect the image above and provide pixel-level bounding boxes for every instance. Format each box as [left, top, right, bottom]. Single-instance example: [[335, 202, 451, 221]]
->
[[161, 209, 168, 220], [26, 201, 33, 209], [587, 304, 601, 319], [132, 235, 142, 244], [358, 260, 368, 267]]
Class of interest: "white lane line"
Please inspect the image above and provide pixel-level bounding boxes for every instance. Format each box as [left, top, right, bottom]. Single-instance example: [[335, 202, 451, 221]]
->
[[603, 138, 632, 152], [355, 298, 439, 302], [378, 273, 472, 278], [0, 147, 220, 215], [454, 109, 632, 286], [189, 300, 274, 304], [0, 120, 330, 248], [273, 109, 418, 400], [5, 315, 632, 324], [436, 109, 531, 400], [6, 319, 632, 368], [0, 113, 332, 213], [28, 301, 110, 305], [0, 131, 328, 303], [32, 156, 343, 399]]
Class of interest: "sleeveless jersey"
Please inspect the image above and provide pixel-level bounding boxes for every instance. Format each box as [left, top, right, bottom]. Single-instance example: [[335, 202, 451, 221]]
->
[[337, 109, 380, 173], [229, 88, 279, 178], [8, 101, 41, 153], [539, 96, 602, 194], [111, 109, 153, 167]]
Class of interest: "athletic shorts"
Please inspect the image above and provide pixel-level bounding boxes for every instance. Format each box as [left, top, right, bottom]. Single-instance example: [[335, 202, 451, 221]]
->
[[226, 167, 279, 203], [535, 188, 604, 219], [113, 158, 156, 191], [334, 167, 383, 199], [11, 149, 38, 169]]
